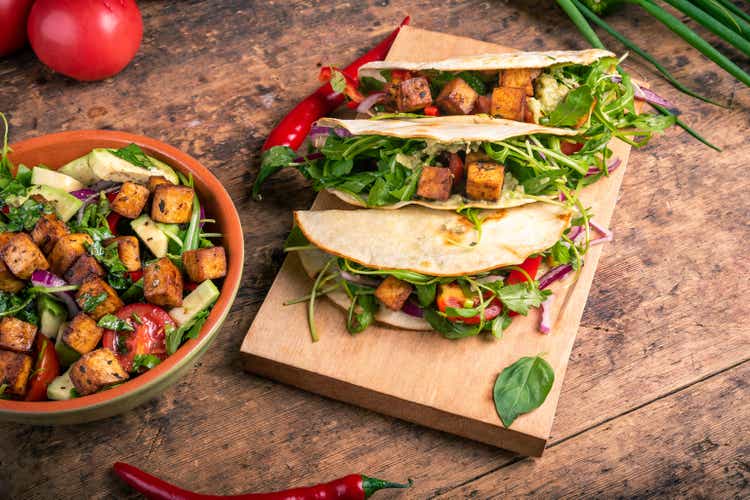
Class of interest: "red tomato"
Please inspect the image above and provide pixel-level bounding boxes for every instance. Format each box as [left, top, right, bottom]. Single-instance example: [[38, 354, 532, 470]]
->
[[448, 153, 464, 182], [27, 0, 143, 81], [560, 141, 584, 155], [0, 0, 34, 57], [25, 334, 61, 401], [128, 270, 143, 283], [106, 212, 121, 234], [436, 282, 502, 325], [423, 105, 440, 116], [102, 303, 175, 373]]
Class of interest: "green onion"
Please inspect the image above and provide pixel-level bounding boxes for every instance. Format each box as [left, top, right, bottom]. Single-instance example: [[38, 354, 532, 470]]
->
[[556, 0, 605, 48], [663, 0, 750, 56], [568, 0, 721, 106], [713, 0, 750, 25], [308, 258, 336, 342], [650, 103, 721, 151]]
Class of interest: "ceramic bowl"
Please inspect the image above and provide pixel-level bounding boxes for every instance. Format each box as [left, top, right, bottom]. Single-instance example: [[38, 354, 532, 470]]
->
[[0, 130, 243, 424]]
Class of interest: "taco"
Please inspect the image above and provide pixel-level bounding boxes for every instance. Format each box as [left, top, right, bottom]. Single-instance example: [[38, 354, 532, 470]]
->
[[285, 202, 593, 339], [253, 115, 618, 209]]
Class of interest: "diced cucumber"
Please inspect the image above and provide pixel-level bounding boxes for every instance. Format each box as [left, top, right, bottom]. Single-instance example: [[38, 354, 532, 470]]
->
[[88, 148, 179, 185], [47, 368, 76, 401], [37, 295, 67, 339], [131, 215, 168, 258], [146, 156, 179, 185], [54, 323, 80, 367], [31, 166, 85, 192], [26, 185, 83, 222], [169, 280, 220, 326], [59, 153, 97, 185]]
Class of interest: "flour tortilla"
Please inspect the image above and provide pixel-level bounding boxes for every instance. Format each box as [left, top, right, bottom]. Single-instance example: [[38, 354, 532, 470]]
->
[[358, 48, 615, 79], [317, 116, 578, 210], [294, 202, 571, 276]]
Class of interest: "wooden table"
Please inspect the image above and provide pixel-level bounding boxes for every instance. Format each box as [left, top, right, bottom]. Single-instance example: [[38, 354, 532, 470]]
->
[[1, 1, 747, 498]]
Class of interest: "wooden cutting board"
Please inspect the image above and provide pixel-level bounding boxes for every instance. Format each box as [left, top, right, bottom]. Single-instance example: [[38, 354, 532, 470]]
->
[[241, 26, 632, 457]]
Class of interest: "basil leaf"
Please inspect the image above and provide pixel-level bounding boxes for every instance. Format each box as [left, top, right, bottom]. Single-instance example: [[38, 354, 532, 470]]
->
[[97, 314, 134, 332], [132, 354, 162, 372], [493, 355, 554, 427], [252, 146, 298, 200], [546, 85, 594, 127]]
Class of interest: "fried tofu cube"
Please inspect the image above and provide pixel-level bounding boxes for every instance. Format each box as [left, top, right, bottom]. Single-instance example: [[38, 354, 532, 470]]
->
[[143, 257, 183, 307], [147, 175, 172, 193], [107, 236, 141, 272], [0, 350, 33, 396], [499, 68, 540, 96], [417, 166, 453, 201], [374, 276, 413, 311], [30, 213, 70, 255], [76, 276, 124, 321], [472, 95, 492, 114], [436, 77, 479, 115], [491, 87, 526, 121], [151, 185, 194, 224], [0, 234, 23, 292], [0, 316, 37, 353], [61, 313, 104, 355], [396, 77, 433, 112], [69, 348, 129, 396], [49, 234, 93, 276], [182, 247, 227, 282], [0, 232, 49, 279], [64, 254, 105, 286], [110, 182, 150, 219], [466, 158, 505, 201]]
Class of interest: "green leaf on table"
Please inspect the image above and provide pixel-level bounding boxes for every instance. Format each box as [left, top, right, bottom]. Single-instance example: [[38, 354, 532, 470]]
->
[[493, 355, 555, 428]]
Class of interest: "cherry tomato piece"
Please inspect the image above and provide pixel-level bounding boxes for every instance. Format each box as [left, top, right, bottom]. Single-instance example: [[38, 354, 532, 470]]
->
[[106, 213, 122, 234], [436, 282, 502, 324], [560, 141, 584, 155], [423, 105, 440, 116], [448, 153, 464, 182], [25, 334, 61, 401], [102, 304, 175, 373]]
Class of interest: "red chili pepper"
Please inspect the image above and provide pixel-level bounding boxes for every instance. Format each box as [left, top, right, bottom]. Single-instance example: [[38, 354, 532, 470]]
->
[[423, 105, 440, 116], [113, 462, 411, 500], [261, 16, 410, 152], [506, 256, 543, 317]]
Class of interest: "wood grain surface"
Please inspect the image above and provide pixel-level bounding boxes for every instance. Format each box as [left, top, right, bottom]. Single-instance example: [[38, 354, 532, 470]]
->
[[0, 1, 748, 498]]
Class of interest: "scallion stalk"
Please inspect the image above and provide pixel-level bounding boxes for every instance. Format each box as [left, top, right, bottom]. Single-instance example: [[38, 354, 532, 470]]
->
[[690, 0, 750, 36], [662, 0, 750, 56]]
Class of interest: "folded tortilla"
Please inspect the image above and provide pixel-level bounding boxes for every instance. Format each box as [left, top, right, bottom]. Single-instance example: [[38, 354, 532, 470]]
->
[[294, 202, 571, 330], [358, 48, 615, 79], [316, 116, 579, 210]]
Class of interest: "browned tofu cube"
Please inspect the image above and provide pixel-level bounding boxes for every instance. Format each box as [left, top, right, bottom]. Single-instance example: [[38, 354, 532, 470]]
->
[[490, 87, 526, 121], [76, 276, 124, 321], [61, 313, 103, 355], [466, 158, 505, 201], [107, 236, 141, 272], [64, 254, 105, 286], [396, 77, 433, 112], [30, 213, 70, 255], [49, 234, 93, 276], [499, 68, 540, 96], [0, 233, 49, 279], [147, 175, 172, 193], [69, 348, 129, 396], [0, 234, 23, 292], [151, 185, 194, 223], [110, 182, 150, 219], [374, 276, 413, 311], [143, 257, 183, 307], [0, 316, 37, 353], [472, 95, 492, 114], [436, 78, 478, 115], [182, 247, 227, 282], [0, 350, 33, 396], [416, 166, 453, 201]]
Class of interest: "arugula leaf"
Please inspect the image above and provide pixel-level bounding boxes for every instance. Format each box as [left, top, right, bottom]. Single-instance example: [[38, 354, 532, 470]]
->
[[343, 282, 377, 334], [80, 293, 108, 313], [493, 355, 554, 427], [252, 146, 298, 200], [110, 144, 154, 170], [415, 283, 437, 308], [423, 308, 483, 340], [490, 311, 512, 340], [165, 309, 210, 355], [97, 314, 134, 332], [545, 85, 594, 127], [493, 282, 550, 316], [132, 354, 162, 372], [549, 240, 572, 266]]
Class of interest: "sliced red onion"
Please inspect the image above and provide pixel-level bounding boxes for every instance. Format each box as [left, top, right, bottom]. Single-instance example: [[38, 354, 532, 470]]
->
[[356, 92, 386, 116], [31, 270, 79, 317], [339, 271, 381, 287], [567, 225, 583, 242], [89, 180, 119, 191], [292, 152, 325, 163], [539, 264, 573, 290], [401, 300, 424, 318], [539, 294, 555, 334], [70, 188, 98, 201], [586, 158, 622, 176], [610, 75, 676, 109], [589, 219, 613, 246]]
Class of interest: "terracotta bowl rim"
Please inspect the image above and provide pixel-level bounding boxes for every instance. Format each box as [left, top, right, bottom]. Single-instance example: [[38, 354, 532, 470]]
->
[[0, 129, 243, 417]]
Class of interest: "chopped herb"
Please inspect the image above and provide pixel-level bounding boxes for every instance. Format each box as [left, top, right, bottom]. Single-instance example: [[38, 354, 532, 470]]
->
[[132, 354, 162, 372], [131, 312, 142, 325], [165, 309, 210, 355], [80, 293, 108, 313], [97, 314, 134, 332], [110, 143, 154, 169]]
